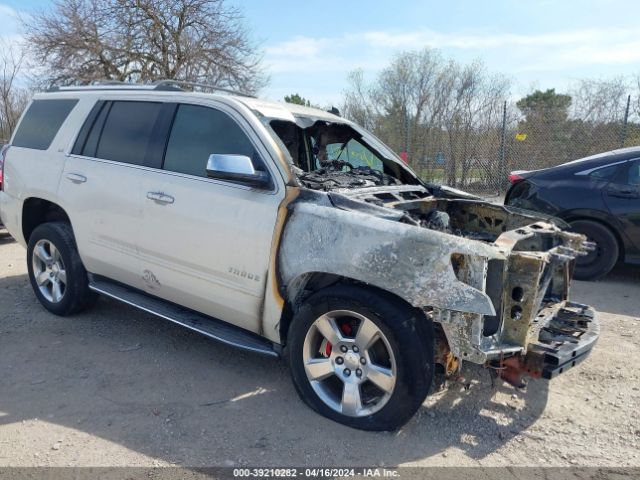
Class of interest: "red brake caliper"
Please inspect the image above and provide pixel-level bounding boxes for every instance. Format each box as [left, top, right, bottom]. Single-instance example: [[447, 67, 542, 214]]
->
[[322, 322, 354, 357], [340, 322, 353, 336]]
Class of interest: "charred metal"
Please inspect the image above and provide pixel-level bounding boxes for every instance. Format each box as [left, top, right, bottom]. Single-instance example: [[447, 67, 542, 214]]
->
[[266, 114, 599, 386]]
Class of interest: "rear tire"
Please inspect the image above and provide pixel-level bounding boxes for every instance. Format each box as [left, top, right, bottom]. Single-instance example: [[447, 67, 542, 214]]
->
[[27, 222, 97, 316], [287, 284, 434, 431], [570, 219, 619, 281]]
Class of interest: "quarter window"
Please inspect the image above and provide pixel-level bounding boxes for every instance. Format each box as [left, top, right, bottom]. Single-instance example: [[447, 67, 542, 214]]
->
[[163, 104, 261, 178], [12, 99, 78, 150]]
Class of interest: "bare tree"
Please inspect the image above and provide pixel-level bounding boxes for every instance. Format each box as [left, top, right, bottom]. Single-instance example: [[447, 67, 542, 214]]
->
[[24, 0, 267, 92], [570, 77, 629, 123], [342, 69, 376, 131], [0, 40, 29, 143], [341, 48, 510, 188]]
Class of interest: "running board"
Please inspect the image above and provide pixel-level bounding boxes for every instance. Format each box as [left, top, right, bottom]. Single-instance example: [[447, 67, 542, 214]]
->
[[88, 275, 279, 357]]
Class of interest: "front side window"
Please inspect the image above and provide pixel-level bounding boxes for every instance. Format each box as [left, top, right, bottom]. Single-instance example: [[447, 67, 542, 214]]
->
[[163, 104, 261, 178], [12, 99, 78, 150], [94, 101, 162, 165]]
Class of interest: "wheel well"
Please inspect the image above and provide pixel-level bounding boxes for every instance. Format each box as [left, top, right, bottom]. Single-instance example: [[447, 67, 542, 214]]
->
[[22, 198, 71, 243], [562, 215, 625, 261], [278, 272, 424, 346]]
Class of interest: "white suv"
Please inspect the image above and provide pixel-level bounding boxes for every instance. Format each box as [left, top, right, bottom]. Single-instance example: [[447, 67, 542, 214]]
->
[[0, 81, 599, 430]]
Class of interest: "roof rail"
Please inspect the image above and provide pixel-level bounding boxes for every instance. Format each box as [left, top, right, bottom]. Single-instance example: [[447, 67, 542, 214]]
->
[[45, 79, 255, 97], [46, 79, 160, 92], [151, 79, 255, 97]]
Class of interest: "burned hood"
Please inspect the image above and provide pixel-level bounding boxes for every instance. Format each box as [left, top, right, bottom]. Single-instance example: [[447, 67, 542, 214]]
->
[[323, 185, 569, 234]]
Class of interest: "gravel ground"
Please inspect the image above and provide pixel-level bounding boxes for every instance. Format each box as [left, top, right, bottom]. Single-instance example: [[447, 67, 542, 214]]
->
[[0, 229, 639, 468]]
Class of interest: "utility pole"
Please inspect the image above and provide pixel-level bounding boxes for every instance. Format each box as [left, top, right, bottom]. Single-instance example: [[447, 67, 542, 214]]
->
[[620, 94, 631, 148], [499, 100, 507, 190]]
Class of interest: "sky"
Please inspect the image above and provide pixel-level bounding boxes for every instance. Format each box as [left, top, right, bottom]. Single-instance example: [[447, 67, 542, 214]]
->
[[2, 0, 640, 106]]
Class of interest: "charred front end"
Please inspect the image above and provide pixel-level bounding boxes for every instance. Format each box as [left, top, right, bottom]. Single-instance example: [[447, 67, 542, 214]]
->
[[367, 191, 599, 386], [278, 186, 599, 387], [263, 111, 599, 387]]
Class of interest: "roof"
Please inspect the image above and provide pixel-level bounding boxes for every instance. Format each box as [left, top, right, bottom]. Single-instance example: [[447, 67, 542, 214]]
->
[[559, 146, 640, 167], [38, 82, 343, 124], [234, 96, 342, 123]]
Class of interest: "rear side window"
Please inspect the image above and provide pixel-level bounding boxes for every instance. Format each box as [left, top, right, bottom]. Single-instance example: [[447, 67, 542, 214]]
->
[[626, 161, 640, 186], [12, 99, 78, 150], [588, 164, 619, 180], [93, 101, 162, 165], [163, 104, 261, 178], [81, 102, 111, 157]]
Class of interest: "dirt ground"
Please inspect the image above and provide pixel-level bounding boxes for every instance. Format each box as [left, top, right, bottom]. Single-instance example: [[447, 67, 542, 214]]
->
[[0, 228, 639, 468]]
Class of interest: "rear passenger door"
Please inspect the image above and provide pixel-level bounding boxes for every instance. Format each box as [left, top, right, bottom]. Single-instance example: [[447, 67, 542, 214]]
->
[[61, 100, 163, 290], [137, 102, 283, 333]]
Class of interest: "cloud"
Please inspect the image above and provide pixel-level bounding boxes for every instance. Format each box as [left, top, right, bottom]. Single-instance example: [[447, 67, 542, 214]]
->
[[264, 36, 331, 58], [263, 35, 389, 74], [264, 27, 640, 77], [358, 28, 620, 50], [0, 3, 20, 36], [0, 3, 17, 18], [0, 3, 23, 48]]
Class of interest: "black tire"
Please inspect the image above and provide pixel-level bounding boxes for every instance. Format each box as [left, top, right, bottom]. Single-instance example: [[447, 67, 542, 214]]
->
[[570, 219, 619, 281], [27, 222, 97, 316], [287, 284, 434, 431]]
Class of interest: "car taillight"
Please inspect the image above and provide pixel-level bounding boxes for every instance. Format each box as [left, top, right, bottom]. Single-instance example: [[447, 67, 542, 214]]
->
[[508, 172, 526, 185], [0, 145, 9, 191]]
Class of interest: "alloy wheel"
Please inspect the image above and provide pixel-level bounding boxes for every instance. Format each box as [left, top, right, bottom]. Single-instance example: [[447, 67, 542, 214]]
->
[[32, 239, 67, 303], [302, 310, 397, 417]]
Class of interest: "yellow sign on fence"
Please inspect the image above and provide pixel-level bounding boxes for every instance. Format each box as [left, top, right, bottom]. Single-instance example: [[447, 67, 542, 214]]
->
[[515, 133, 527, 141]]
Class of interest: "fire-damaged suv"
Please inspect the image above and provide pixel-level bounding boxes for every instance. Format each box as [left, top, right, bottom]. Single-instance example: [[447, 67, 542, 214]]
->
[[0, 81, 599, 430]]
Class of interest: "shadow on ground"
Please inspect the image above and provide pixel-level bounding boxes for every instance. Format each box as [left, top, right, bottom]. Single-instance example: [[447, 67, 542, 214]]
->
[[572, 263, 639, 317], [0, 229, 15, 245], [0, 272, 550, 466]]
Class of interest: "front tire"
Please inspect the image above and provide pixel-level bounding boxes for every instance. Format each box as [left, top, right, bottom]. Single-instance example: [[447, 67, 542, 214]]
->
[[27, 222, 97, 316], [287, 284, 434, 431], [570, 220, 619, 281]]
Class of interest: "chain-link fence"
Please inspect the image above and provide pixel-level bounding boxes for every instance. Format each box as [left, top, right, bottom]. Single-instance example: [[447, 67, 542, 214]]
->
[[399, 96, 639, 196], [2, 93, 638, 198]]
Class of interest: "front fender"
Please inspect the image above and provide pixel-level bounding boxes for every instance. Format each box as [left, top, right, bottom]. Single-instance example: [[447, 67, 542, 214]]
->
[[279, 201, 504, 316]]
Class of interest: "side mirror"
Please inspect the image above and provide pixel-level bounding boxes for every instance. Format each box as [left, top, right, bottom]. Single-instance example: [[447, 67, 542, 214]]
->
[[205, 154, 270, 188]]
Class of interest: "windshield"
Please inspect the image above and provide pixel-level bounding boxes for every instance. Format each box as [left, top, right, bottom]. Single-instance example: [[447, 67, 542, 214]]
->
[[263, 116, 421, 191]]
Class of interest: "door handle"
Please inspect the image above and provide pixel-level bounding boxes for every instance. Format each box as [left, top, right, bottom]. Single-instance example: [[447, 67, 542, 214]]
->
[[146, 191, 175, 204], [66, 173, 87, 184], [607, 189, 639, 199]]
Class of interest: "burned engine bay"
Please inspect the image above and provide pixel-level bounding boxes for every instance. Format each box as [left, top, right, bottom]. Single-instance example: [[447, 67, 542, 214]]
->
[[298, 164, 403, 190], [268, 115, 586, 251], [327, 185, 580, 249]]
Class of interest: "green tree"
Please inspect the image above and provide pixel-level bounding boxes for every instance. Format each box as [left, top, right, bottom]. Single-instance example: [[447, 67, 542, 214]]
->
[[516, 89, 572, 123], [284, 93, 312, 106], [513, 89, 573, 168]]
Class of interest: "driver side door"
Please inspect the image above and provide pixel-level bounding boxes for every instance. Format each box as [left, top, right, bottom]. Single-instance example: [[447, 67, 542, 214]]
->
[[138, 102, 283, 333], [604, 159, 640, 254]]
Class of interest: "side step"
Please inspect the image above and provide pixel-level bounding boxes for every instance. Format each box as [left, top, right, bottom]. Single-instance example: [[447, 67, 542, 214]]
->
[[88, 274, 279, 357]]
